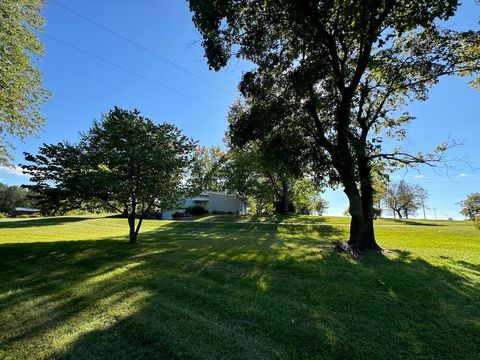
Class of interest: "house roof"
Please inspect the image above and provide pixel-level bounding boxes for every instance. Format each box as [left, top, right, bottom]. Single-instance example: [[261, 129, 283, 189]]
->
[[14, 207, 41, 212], [191, 196, 209, 202], [203, 191, 240, 198]]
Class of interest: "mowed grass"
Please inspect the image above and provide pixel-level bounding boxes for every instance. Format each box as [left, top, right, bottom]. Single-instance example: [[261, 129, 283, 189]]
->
[[0, 215, 479, 359]]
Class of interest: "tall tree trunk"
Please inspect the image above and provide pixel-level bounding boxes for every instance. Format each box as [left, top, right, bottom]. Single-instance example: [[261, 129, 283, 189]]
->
[[344, 185, 379, 250], [340, 152, 380, 250], [281, 178, 290, 214]]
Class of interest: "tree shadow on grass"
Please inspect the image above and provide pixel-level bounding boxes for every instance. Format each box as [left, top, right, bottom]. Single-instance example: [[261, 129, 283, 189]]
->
[[390, 219, 445, 226], [0, 224, 478, 359], [0, 216, 96, 229]]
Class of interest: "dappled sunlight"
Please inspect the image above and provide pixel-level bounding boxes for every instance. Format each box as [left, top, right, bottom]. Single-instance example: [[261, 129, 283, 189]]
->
[[83, 261, 145, 286], [50, 289, 151, 356], [0, 216, 479, 358]]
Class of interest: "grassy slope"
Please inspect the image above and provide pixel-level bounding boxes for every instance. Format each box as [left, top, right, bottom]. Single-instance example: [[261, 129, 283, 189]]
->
[[0, 216, 478, 359]]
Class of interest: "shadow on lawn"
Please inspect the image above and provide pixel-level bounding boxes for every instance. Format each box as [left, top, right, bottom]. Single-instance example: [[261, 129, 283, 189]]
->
[[0, 223, 478, 359], [0, 216, 95, 229], [390, 219, 445, 226]]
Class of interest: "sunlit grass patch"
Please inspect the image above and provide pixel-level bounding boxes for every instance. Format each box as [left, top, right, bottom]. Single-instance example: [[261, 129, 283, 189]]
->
[[0, 215, 479, 359]]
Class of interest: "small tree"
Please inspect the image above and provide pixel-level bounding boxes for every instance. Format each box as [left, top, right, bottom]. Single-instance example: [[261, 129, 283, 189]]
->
[[311, 197, 329, 216], [227, 100, 313, 214], [187, 145, 227, 195], [459, 193, 480, 221], [383, 181, 428, 219], [24, 108, 195, 243]]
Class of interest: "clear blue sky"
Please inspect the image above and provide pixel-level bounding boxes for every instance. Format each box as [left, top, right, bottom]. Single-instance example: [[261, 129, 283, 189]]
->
[[1, 0, 479, 219]]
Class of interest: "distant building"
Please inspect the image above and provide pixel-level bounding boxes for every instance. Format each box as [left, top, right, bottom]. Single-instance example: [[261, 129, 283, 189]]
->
[[14, 207, 41, 216], [161, 191, 247, 220]]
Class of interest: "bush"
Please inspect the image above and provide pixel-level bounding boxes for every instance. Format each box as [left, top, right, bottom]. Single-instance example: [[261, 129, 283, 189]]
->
[[373, 207, 382, 220], [211, 210, 226, 215], [171, 212, 184, 220], [185, 205, 208, 216], [475, 216, 480, 230]]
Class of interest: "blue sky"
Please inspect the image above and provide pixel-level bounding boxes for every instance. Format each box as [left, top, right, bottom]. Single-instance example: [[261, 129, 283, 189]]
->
[[1, 0, 479, 219]]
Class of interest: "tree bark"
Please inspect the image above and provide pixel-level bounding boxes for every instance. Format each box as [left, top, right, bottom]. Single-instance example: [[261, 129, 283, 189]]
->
[[336, 143, 380, 251], [128, 213, 137, 243], [128, 199, 137, 244], [344, 185, 379, 250], [281, 178, 290, 214]]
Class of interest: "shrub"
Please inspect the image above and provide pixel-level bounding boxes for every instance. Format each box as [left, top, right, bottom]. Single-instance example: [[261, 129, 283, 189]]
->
[[172, 212, 184, 220], [211, 210, 226, 215], [186, 205, 208, 216], [373, 207, 382, 220]]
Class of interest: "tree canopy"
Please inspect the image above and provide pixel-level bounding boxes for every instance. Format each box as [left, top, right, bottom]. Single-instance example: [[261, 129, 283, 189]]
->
[[0, 182, 37, 216], [0, 0, 50, 165], [188, 0, 480, 249], [23, 108, 195, 243], [383, 180, 428, 219]]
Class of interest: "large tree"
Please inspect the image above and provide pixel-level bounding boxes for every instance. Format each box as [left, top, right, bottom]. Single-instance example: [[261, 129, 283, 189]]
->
[[0, 0, 50, 165], [23, 108, 195, 243], [188, 0, 479, 249]]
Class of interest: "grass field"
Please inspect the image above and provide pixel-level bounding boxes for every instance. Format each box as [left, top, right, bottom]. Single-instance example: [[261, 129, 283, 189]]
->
[[0, 215, 479, 359]]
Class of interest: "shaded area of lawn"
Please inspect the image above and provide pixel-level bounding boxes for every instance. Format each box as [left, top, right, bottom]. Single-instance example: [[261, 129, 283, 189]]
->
[[0, 216, 95, 229], [0, 219, 479, 359]]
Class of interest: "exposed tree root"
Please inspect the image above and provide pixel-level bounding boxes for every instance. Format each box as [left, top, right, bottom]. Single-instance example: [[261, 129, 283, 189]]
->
[[333, 241, 360, 258], [333, 241, 386, 258]]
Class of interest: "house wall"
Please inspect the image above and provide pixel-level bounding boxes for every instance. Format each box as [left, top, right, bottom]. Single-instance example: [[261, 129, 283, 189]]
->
[[207, 193, 247, 215]]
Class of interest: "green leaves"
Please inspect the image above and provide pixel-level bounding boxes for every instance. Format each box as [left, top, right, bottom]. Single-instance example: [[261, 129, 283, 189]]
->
[[0, 0, 50, 165], [22, 108, 196, 218]]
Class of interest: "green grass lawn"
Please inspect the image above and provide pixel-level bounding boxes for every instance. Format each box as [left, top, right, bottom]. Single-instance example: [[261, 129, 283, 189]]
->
[[0, 215, 479, 359]]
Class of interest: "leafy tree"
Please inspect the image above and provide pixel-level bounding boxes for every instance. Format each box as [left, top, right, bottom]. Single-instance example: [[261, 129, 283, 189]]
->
[[0, 0, 50, 165], [309, 196, 329, 216], [227, 100, 314, 214], [187, 145, 227, 194], [383, 181, 428, 219], [188, 0, 479, 249], [22, 142, 88, 215], [23, 108, 195, 243], [458, 192, 480, 221], [0, 182, 36, 215], [224, 148, 275, 214], [291, 178, 326, 215]]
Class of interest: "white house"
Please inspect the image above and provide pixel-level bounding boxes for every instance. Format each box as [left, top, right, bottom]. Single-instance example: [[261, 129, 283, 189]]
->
[[162, 191, 247, 219]]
